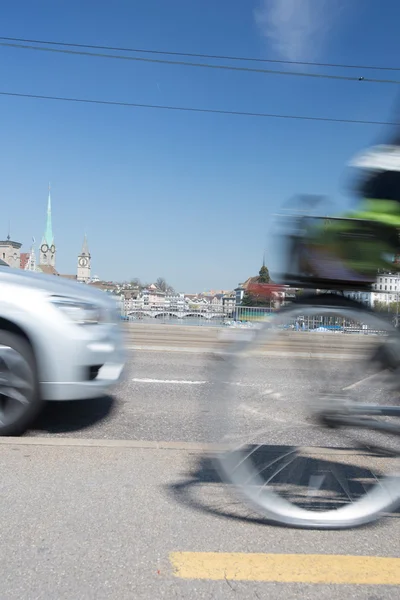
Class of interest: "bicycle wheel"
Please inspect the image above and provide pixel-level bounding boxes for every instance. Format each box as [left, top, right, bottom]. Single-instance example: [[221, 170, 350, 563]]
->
[[207, 295, 400, 529]]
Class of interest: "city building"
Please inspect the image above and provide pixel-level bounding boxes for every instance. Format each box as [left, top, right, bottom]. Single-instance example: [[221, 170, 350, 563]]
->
[[222, 294, 236, 314], [142, 284, 166, 308], [234, 284, 245, 306], [164, 293, 187, 311], [38, 187, 57, 275], [208, 294, 224, 312], [24, 241, 38, 272], [343, 290, 373, 307], [1, 186, 94, 281], [20, 252, 30, 270], [77, 234, 91, 283], [0, 236, 22, 268], [341, 271, 400, 308], [373, 272, 400, 295]]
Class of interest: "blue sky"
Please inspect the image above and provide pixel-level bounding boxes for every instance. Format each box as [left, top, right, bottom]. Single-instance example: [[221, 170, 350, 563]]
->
[[1, 0, 400, 291]]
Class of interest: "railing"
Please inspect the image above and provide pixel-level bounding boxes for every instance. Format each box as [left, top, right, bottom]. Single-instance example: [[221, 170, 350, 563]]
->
[[120, 305, 274, 327], [120, 305, 389, 334]]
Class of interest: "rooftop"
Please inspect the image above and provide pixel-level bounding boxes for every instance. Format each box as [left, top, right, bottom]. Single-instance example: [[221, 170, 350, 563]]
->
[[0, 240, 22, 249], [38, 265, 59, 276]]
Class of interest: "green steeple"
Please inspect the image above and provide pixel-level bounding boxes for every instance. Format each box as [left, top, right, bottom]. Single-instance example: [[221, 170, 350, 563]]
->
[[42, 185, 54, 246]]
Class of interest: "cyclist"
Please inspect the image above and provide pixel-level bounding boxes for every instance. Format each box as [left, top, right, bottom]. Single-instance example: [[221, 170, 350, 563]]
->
[[305, 136, 400, 369], [304, 138, 400, 283]]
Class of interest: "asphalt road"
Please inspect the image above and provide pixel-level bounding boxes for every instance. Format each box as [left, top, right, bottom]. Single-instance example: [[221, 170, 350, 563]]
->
[[1, 440, 400, 599], [30, 349, 213, 440], [30, 346, 387, 445], [10, 341, 400, 598], [27, 349, 323, 440]]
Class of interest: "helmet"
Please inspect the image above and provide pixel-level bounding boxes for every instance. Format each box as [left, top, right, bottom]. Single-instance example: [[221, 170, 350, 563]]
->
[[350, 145, 400, 200]]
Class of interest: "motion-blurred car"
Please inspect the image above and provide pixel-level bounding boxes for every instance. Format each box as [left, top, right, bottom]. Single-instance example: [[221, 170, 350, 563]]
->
[[0, 265, 125, 435]]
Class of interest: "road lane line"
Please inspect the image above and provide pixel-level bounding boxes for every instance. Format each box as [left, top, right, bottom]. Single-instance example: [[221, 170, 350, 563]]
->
[[132, 378, 206, 385], [170, 552, 400, 584], [342, 369, 389, 391]]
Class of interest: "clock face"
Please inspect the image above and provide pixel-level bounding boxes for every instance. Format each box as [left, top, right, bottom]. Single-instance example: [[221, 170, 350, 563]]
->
[[79, 257, 88, 267], [41, 244, 48, 253], [50, 245, 55, 253]]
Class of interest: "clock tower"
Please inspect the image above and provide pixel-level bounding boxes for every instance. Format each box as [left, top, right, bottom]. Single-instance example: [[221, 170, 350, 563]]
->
[[77, 234, 91, 283], [39, 185, 56, 268]]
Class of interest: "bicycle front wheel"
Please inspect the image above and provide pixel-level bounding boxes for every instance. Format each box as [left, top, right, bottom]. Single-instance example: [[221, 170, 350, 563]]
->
[[207, 295, 400, 529]]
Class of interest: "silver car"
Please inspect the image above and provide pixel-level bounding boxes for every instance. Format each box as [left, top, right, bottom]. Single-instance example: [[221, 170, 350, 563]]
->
[[0, 266, 126, 435]]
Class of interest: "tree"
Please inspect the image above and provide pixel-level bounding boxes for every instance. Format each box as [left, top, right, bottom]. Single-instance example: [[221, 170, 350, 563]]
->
[[239, 260, 273, 307], [241, 292, 256, 306], [130, 278, 142, 289], [241, 291, 273, 307], [156, 277, 175, 294], [258, 264, 270, 283], [374, 300, 399, 313], [156, 277, 167, 292]]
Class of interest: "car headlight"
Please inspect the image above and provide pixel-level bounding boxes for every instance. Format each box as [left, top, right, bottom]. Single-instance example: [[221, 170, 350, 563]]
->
[[50, 296, 106, 325]]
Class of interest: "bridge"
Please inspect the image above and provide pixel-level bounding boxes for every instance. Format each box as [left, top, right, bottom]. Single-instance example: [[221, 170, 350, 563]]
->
[[126, 309, 230, 320]]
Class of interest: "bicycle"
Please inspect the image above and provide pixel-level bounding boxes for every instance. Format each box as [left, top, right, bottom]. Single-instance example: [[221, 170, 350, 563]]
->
[[207, 208, 400, 529]]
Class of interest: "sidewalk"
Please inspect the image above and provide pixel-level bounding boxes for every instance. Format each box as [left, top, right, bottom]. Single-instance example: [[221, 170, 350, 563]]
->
[[1, 439, 399, 599]]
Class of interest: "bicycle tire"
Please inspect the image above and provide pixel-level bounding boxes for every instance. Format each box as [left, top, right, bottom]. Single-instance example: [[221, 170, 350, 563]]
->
[[207, 295, 400, 529]]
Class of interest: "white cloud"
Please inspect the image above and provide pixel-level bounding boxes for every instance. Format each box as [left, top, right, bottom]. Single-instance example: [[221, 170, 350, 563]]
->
[[254, 0, 343, 62]]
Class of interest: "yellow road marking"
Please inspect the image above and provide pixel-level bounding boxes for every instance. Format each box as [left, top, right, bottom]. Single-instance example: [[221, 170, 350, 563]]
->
[[170, 552, 400, 585]]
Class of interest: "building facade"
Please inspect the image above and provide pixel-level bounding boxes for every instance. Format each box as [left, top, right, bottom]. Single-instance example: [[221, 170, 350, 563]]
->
[[0, 237, 22, 268], [77, 235, 91, 282], [39, 187, 56, 271]]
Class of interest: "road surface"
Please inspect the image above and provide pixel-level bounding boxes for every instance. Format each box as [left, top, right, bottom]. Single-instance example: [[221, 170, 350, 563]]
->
[[5, 338, 400, 598], [1, 438, 399, 599]]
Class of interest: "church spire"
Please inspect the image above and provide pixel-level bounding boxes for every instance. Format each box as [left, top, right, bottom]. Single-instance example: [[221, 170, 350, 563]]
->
[[43, 183, 54, 246], [39, 184, 56, 269], [81, 233, 90, 256], [26, 238, 37, 271], [77, 233, 91, 282]]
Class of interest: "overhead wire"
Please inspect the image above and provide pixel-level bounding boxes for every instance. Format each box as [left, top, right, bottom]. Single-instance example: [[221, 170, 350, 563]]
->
[[1, 35, 399, 73], [0, 40, 399, 84], [0, 90, 397, 125]]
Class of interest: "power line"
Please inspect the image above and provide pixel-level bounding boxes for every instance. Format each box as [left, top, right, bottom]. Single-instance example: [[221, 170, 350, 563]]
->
[[0, 89, 397, 125], [1, 35, 399, 73], [1, 41, 398, 85]]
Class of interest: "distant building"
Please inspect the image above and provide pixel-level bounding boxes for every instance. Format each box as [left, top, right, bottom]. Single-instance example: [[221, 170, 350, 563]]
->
[[38, 186, 57, 275], [20, 252, 30, 270], [0, 237, 22, 268], [234, 284, 245, 306], [142, 284, 166, 308], [222, 294, 236, 313], [77, 234, 91, 283], [164, 293, 187, 311]]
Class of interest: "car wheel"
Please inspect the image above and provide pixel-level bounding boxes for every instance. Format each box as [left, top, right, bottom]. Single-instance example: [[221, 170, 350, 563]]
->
[[0, 331, 43, 436]]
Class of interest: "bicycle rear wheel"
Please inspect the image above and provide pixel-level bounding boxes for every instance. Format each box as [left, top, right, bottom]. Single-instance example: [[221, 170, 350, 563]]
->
[[207, 295, 400, 529]]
